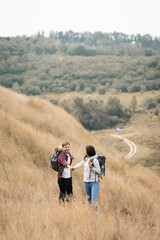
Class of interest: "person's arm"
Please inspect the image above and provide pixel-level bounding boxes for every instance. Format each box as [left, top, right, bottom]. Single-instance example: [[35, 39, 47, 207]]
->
[[73, 159, 85, 169], [89, 158, 101, 175]]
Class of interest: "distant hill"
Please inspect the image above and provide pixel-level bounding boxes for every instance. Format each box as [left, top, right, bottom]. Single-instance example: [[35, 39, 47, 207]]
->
[[0, 86, 160, 240], [0, 31, 160, 97]]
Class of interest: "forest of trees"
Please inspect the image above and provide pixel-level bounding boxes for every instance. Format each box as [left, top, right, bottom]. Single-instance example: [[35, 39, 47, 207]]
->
[[49, 93, 159, 130], [0, 31, 160, 129], [0, 31, 160, 96], [1, 53, 159, 95], [57, 95, 132, 130]]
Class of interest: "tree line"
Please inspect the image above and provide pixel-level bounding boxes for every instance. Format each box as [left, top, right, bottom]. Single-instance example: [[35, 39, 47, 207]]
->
[[2, 30, 160, 49], [58, 95, 132, 130], [0, 31, 160, 96]]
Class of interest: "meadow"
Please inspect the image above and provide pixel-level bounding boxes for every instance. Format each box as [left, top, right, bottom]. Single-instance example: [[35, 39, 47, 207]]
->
[[44, 90, 160, 174], [93, 111, 160, 176], [0, 86, 160, 240]]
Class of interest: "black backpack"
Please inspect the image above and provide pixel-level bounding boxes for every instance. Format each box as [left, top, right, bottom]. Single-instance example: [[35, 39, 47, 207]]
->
[[91, 153, 106, 178], [50, 147, 62, 172]]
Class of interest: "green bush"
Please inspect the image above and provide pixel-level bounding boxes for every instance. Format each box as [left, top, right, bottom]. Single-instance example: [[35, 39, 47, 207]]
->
[[70, 46, 97, 56], [98, 87, 106, 95], [59, 96, 131, 130]]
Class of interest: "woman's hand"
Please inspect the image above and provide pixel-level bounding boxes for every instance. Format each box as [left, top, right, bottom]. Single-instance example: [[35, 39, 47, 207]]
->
[[67, 165, 75, 171], [88, 160, 93, 168]]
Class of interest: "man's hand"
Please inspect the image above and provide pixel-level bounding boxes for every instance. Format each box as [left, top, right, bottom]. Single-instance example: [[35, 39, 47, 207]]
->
[[67, 165, 72, 170]]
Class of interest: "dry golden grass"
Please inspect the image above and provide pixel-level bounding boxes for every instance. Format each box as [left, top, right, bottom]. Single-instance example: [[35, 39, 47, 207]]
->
[[45, 89, 160, 107], [94, 110, 160, 176], [0, 86, 160, 240]]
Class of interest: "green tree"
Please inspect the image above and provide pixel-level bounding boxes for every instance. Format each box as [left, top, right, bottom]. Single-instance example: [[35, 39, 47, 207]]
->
[[98, 87, 106, 95], [131, 96, 137, 113], [70, 46, 96, 56], [90, 85, 96, 92], [79, 82, 85, 91], [106, 97, 123, 117], [70, 83, 76, 91]]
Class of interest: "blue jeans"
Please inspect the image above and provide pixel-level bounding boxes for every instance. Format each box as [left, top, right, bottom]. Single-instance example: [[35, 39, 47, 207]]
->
[[84, 181, 100, 211]]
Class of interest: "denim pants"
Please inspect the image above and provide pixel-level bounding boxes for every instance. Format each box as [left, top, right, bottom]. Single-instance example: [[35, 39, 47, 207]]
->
[[84, 181, 100, 211]]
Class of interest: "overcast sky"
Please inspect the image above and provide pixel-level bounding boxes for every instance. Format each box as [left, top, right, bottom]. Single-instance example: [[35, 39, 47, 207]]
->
[[0, 0, 160, 37]]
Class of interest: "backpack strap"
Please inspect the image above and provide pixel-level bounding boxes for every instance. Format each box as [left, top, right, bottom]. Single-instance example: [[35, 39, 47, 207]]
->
[[89, 157, 97, 181]]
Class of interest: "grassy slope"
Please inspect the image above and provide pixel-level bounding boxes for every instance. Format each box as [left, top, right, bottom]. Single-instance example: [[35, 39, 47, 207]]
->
[[86, 90, 160, 175], [0, 86, 160, 240], [45, 90, 160, 174], [94, 114, 160, 173], [45, 89, 160, 106]]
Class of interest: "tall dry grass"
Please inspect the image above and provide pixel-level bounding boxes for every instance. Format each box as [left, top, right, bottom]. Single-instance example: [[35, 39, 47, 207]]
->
[[0, 86, 160, 240]]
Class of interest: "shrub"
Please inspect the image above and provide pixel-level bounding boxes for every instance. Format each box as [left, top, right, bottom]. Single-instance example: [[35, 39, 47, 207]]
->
[[106, 97, 123, 117], [21, 85, 41, 95], [70, 46, 97, 56], [143, 97, 157, 109], [70, 83, 76, 91], [98, 87, 106, 95], [90, 85, 96, 92]]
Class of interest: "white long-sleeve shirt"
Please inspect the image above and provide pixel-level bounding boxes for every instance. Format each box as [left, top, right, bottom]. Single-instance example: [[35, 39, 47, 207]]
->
[[74, 155, 101, 182]]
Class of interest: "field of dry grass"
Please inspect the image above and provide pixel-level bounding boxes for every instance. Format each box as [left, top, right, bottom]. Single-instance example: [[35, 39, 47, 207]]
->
[[94, 110, 160, 176], [0, 86, 160, 240], [44, 89, 160, 107]]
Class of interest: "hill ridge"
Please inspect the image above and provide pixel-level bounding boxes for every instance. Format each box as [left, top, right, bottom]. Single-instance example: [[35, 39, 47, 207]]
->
[[0, 86, 160, 240]]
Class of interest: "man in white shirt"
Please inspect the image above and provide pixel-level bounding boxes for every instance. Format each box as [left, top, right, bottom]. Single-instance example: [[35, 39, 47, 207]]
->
[[57, 141, 74, 203]]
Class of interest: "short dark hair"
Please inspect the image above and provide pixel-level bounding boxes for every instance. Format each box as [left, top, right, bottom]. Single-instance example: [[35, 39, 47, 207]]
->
[[86, 145, 96, 157], [62, 141, 70, 147]]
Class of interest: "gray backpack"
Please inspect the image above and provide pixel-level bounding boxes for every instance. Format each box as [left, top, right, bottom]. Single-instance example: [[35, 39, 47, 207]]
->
[[90, 153, 106, 178], [50, 147, 62, 172]]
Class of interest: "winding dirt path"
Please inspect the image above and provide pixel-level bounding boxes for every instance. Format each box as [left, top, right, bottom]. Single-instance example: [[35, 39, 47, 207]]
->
[[111, 134, 137, 159]]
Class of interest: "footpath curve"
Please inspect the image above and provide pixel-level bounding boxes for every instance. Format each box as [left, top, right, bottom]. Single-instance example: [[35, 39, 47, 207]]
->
[[111, 134, 137, 159]]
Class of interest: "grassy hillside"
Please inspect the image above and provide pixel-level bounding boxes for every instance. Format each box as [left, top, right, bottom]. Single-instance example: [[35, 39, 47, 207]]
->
[[0, 86, 160, 240], [93, 111, 160, 176]]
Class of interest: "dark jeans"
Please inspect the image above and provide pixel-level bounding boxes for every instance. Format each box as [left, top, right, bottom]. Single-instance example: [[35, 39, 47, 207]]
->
[[58, 177, 73, 202]]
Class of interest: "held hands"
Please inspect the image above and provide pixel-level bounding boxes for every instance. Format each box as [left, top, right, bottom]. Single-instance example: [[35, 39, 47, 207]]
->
[[88, 160, 93, 168], [67, 165, 74, 171]]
